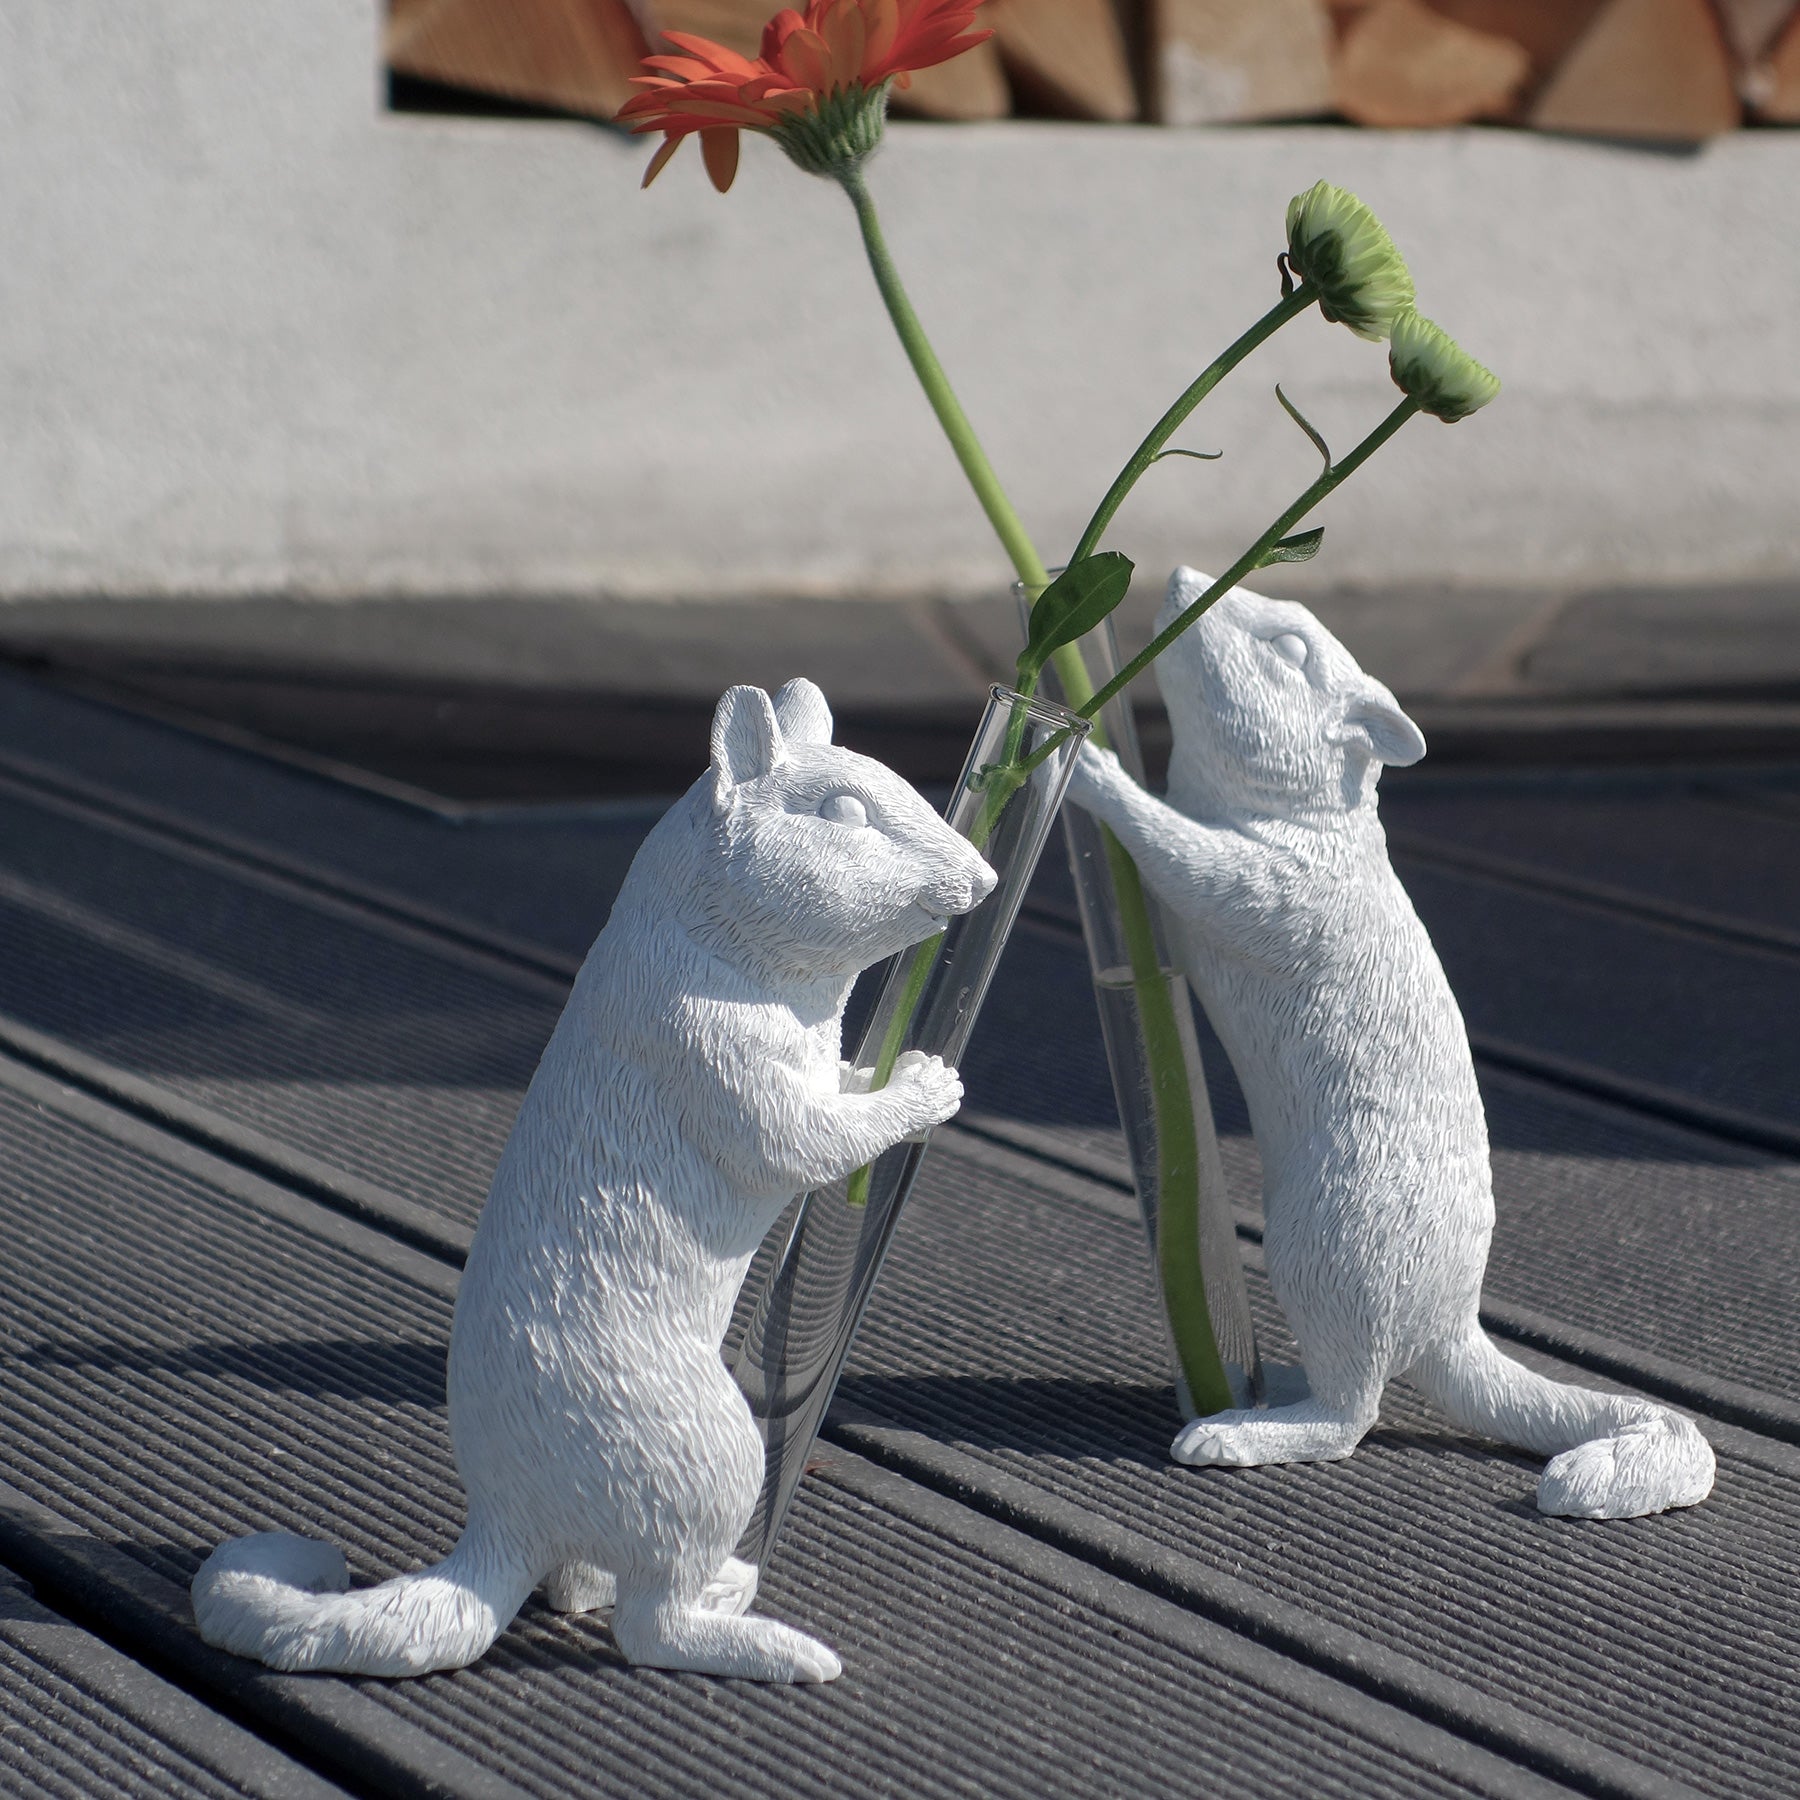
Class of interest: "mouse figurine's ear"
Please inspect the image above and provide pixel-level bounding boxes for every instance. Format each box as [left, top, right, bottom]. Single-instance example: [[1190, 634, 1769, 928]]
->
[[1337, 677, 1426, 767], [710, 685, 785, 801], [771, 677, 834, 747]]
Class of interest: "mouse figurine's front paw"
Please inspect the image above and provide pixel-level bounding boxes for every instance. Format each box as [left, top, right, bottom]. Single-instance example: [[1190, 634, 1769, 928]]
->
[[887, 1049, 964, 1138], [1064, 742, 1129, 817], [839, 1060, 876, 1095]]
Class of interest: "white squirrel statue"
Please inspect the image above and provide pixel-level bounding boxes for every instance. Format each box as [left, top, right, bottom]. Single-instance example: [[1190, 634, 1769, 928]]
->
[[1065, 570, 1714, 1520], [193, 678, 996, 1681]]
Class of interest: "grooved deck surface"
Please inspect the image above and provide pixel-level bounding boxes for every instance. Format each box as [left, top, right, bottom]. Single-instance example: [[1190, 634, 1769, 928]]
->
[[0, 1639, 241, 1800], [0, 1566, 346, 1799], [0, 1069, 1554, 1800], [0, 665, 1791, 1798]]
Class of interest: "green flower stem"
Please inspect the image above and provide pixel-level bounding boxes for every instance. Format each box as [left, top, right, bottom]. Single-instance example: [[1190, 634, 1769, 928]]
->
[[1079, 396, 1422, 725], [1105, 817, 1230, 1412], [839, 170, 1105, 745], [835, 167, 1242, 1414], [840, 168, 1050, 597], [1068, 283, 1318, 569], [1014, 586, 1233, 1414]]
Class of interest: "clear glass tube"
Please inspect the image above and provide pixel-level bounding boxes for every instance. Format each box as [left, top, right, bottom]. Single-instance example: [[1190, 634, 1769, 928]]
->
[[1017, 592, 1262, 1417], [730, 686, 1089, 1569]]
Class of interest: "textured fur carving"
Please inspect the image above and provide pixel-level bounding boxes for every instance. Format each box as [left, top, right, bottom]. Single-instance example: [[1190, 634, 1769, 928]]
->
[[1066, 571, 1714, 1519], [193, 679, 996, 1680]]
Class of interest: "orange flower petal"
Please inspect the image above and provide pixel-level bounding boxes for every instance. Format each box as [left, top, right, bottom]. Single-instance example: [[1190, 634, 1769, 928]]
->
[[641, 135, 682, 188], [667, 97, 788, 127], [774, 24, 835, 92], [700, 127, 741, 193], [818, 0, 867, 86], [760, 10, 809, 64], [658, 30, 766, 78], [860, 0, 899, 75]]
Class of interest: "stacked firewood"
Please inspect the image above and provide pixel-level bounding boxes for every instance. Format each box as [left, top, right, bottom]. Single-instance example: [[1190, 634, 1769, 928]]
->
[[386, 0, 1800, 134]]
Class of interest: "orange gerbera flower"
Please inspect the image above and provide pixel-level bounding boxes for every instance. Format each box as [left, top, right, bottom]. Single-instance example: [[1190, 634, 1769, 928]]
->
[[618, 0, 992, 193]]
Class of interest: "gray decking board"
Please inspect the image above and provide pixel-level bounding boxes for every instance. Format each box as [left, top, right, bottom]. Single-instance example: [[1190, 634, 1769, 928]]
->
[[2, 666, 1795, 1795], [0, 772, 558, 1234], [0, 1059, 1572, 1800], [833, 1137, 1798, 1800], [0, 1564, 350, 1800], [14, 660, 1800, 1159], [955, 927, 1800, 1415], [0, 914, 1785, 1800], [0, 670, 652, 958], [1020, 807, 1800, 1151], [1381, 787, 1800, 948], [1398, 858, 1800, 1143], [0, 744, 1795, 1428]]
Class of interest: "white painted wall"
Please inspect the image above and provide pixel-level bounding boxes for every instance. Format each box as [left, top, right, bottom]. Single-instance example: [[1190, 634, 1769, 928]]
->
[[2, 1, 1796, 603]]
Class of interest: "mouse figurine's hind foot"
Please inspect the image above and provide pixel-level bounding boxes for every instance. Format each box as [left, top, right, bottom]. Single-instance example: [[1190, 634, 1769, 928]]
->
[[559, 1555, 756, 1620], [1172, 1397, 1374, 1468], [611, 1586, 841, 1684], [698, 1556, 760, 1617], [543, 1561, 615, 1615]]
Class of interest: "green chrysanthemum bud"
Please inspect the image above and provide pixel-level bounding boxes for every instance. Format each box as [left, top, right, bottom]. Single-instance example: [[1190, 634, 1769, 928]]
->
[[1388, 309, 1500, 422], [772, 81, 890, 181], [1285, 181, 1415, 341]]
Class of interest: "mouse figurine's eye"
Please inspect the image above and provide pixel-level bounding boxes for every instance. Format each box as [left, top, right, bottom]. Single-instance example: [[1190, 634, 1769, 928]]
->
[[1269, 632, 1310, 667], [818, 793, 869, 828]]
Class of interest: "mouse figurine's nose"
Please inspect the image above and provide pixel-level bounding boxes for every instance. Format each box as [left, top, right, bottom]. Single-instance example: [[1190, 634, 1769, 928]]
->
[[921, 849, 995, 920]]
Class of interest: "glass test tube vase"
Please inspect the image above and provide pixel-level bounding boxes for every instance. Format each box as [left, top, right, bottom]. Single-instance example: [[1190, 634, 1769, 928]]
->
[[730, 684, 1088, 1569]]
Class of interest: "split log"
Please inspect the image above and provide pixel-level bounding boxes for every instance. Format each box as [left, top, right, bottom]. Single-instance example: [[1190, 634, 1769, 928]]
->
[[1152, 0, 1334, 124], [988, 0, 1137, 120], [385, 0, 653, 117], [1334, 0, 1531, 126], [889, 34, 1012, 118], [1418, 1, 1607, 104], [1746, 3, 1800, 115], [1529, 0, 1741, 139], [636, 0, 767, 57], [1713, 0, 1797, 61]]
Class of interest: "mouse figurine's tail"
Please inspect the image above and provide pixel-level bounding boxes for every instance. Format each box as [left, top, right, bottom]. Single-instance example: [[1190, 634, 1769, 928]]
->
[[192, 1523, 532, 1676], [1411, 1323, 1715, 1518]]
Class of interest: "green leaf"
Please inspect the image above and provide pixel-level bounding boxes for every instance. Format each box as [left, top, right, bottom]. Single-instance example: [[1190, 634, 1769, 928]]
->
[[1254, 527, 1324, 569], [1016, 553, 1134, 686], [1275, 383, 1332, 473]]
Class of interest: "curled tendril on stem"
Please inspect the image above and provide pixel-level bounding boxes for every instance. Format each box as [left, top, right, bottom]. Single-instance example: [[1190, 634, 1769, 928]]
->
[[1275, 383, 1333, 473]]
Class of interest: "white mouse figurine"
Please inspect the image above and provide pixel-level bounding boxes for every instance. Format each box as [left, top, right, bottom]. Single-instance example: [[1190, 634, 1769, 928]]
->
[[193, 678, 996, 1681], [1066, 569, 1714, 1519]]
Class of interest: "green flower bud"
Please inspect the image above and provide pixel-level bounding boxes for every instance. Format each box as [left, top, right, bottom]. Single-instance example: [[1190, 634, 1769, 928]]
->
[[1387, 309, 1500, 422], [1285, 181, 1415, 341]]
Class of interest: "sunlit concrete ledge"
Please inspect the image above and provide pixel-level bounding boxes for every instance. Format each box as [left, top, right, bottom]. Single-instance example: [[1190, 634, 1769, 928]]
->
[[3, 2, 1796, 605]]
